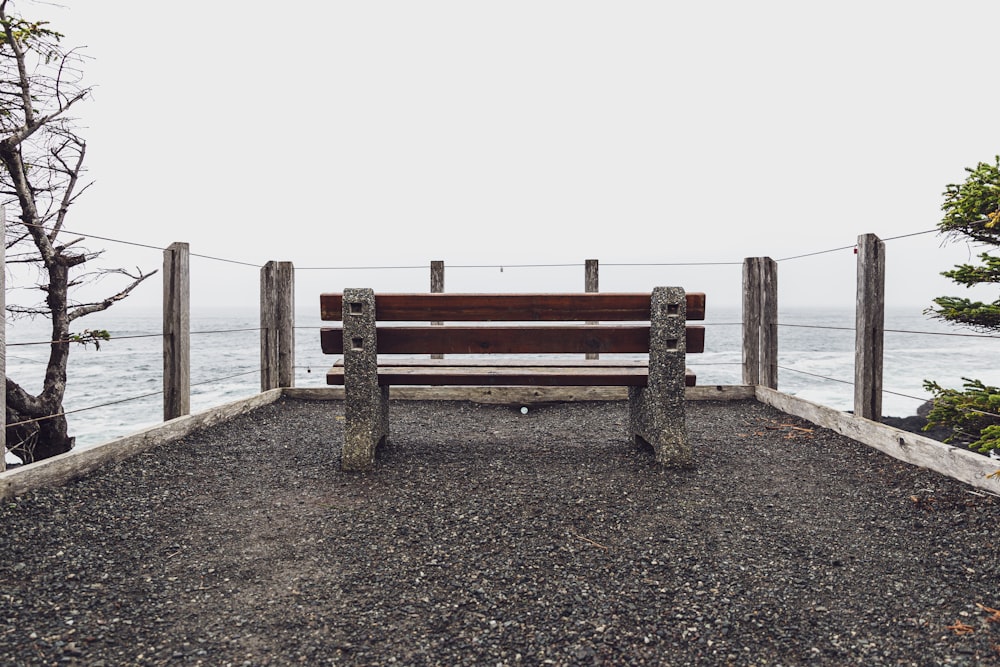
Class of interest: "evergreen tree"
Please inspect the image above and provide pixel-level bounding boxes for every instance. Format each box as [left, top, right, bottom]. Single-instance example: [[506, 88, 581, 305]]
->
[[924, 156, 1000, 454]]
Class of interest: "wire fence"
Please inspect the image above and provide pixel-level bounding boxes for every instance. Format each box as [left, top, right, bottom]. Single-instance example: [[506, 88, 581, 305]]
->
[[5, 221, 999, 451]]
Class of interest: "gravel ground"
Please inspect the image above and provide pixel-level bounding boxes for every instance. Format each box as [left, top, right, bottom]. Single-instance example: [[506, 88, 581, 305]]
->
[[0, 397, 998, 666]]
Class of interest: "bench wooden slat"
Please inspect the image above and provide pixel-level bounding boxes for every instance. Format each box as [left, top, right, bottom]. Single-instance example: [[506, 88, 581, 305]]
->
[[320, 292, 706, 322], [320, 325, 705, 355], [326, 360, 697, 387], [358, 358, 651, 368]]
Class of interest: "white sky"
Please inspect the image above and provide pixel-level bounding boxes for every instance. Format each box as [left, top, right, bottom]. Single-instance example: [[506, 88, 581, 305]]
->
[[21, 0, 1000, 312]]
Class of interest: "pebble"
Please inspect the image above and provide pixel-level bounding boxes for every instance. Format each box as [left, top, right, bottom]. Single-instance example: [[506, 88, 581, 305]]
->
[[0, 398, 997, 665]]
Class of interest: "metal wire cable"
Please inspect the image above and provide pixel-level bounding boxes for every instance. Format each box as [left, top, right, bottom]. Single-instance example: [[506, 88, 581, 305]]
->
[[190, 369, 258, 386], [777, 366, 1000, 421], [189, 328, 262, 336], [883, 229, 940, 242], [885, 328, 1000, 340], [7, 389, 165, 428], [777, 365, 854, 386], [778, 322, 1000, 339], [882, 388, 932, 403], [775, 228, 938, 262], [775, 243, 859, 262], [296, 261, 746, 271], [8, 327, 265, 347], [10, 223, 263, 268], [5, 220, 943, 273], [778, 323, 855, 332], [6, 368, 260, 428], [686, 362, 741, 366]]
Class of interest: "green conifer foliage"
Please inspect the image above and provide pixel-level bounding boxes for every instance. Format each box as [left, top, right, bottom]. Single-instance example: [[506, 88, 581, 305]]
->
[[925, 156, 1000, 453]]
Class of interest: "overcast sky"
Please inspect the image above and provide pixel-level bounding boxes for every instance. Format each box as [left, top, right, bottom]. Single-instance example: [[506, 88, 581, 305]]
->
[[20, 0, 1000, 313]]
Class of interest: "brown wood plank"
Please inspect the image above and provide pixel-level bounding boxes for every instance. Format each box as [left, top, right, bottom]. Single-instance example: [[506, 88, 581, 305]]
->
[[363, 358, 651, 368], [382, 365, 650, 386], [688, 325, 705, 354], [321, 325, 705, 355], [326, 364, 697, 387], [320, 292, 706, 321]]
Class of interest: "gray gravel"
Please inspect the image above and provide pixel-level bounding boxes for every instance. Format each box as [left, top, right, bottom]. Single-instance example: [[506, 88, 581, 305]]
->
[[0, 397, 998, 666]]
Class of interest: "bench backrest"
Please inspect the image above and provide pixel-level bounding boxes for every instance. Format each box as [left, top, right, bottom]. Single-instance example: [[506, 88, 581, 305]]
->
[[320, 292, 705, 356]]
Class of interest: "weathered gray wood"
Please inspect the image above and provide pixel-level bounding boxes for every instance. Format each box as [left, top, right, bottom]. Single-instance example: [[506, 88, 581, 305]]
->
[[431, 260, 444, 359], [755, 385, 1000, 494], [760, 257, 778, 389], [163, 242, 190, 420], [260, 261, 296, 390], [585, 259, 599, 360], [854, 234, 885, 420], [0, 389, 284, 500], [0, 211, 5, 473], [284, 385, 755, 403], [742, 257, 762, 385], [743, 257, 777, 388], [260, 261, 278, 390], [430, 260, 444, 295], [276, 262, 295, 387]]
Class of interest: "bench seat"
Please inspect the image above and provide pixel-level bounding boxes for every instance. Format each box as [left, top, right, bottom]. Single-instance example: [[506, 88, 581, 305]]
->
[[321, 288, 703, 471], [326, 358, 696, 387]]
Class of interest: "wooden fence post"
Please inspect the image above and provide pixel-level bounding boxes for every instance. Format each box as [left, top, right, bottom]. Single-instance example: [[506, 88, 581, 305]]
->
[[854, 233, 885, 420], [276, 262, 295, 388], [585, 259, 599, 360], [260, 263, 276, 390], [163, 242, 190, 420], [742, 257, 778, 388], [431, 260, 444, 359], [742, 257, 761, 385], [261, 261, 295, 390], [760, 257, 778, 389]]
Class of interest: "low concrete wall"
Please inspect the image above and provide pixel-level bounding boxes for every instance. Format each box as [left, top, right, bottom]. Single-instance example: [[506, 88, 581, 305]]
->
[[755, 385, 1000, 495], [0, 389, 284, 500]]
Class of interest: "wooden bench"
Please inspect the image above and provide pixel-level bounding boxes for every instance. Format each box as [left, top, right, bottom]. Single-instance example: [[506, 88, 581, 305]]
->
[[320, 287, 705, 471]]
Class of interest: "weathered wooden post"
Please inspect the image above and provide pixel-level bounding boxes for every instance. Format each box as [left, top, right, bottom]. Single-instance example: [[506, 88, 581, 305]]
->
[[431, 260, 444, 359], [260, 261, 295, 391], [760, 257, 778, 389], [0, 210, 6, 472], [742, 257, 761, 386], [585, 259, 599, 360], [742, 257, 778, 388], [854, 233, 885, 420], [163, 242, 190, 420]]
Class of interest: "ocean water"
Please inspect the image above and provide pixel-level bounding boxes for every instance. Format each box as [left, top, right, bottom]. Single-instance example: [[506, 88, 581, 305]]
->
[[4, 306, 999, 464]]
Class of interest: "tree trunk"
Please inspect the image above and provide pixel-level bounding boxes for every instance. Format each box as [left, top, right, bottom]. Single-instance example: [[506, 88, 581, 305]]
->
[[3, 262, 76, 463], [33, 413, 74, 460], [5, 405, 73, 463]]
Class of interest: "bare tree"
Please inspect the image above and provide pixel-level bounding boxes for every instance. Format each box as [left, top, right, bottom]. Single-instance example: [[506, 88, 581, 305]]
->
[[0, 1, 155, 462]]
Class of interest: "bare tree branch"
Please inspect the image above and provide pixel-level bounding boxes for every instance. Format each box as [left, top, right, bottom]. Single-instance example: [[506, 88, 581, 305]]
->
[[68, 268, 157, 321], [0, 1, 155, 460]]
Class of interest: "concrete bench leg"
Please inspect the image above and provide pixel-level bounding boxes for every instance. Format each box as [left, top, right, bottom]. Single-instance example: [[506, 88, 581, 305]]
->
[[342, 288, 388, 470], [628, 286, 692, 467]]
